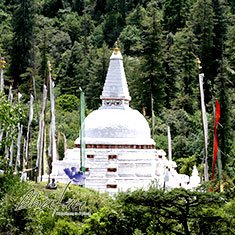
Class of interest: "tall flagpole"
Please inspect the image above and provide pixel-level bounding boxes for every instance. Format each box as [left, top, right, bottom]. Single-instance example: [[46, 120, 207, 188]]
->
[[196, 58, 209, 181], [15, 93, 23, 173], [79, 88, 85, 187], [168, 126, 172, 161], [48, 61, 57, 164], [32, 76, 39, 122], [151, 94, 155, 139], [25, 94, 34, 167], [0, 57, 6, 92], [0, 58, 6, 146], [36, 85, 47, 181]]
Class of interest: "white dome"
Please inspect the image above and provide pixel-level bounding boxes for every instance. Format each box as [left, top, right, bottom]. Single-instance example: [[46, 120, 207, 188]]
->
[[75, 108, 155, 145]]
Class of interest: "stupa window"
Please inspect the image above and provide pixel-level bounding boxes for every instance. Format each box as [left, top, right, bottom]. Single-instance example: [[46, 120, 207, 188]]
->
[[108, 155, 117, 160], [103, 100, 122, 106], [87, 155, 94, 159], [80, 167, 90, 171], [106, 184, 117, 188], [107, 168, 117, 172]]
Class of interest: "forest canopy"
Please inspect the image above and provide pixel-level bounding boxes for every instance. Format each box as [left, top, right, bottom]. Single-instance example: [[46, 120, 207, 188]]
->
[[0, 0, 234, 178]]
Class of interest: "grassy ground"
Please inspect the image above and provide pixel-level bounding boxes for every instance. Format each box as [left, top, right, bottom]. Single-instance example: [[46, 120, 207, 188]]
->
[[29, 181, 70, 195]]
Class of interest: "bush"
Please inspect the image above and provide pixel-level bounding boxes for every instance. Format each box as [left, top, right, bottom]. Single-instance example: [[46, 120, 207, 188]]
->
[[56, 95, 79, 112]]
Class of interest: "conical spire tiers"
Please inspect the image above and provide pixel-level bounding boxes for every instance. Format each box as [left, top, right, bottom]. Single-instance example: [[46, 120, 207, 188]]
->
[[100, 44, 131, 109]]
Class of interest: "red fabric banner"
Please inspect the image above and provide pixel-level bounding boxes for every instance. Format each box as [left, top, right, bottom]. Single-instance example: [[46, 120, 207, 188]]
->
[[211, 100, 220, 182]]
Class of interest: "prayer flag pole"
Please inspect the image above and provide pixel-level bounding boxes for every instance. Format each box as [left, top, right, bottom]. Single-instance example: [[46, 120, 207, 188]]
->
[[0, 57, 6, 92], [196, 58, 209, 182], [48, 61, 57, 164], [25, 94, 34, 167], [79, 88, 86, 187], [168, 126, 172, 161], [36, 85, 47, 181]]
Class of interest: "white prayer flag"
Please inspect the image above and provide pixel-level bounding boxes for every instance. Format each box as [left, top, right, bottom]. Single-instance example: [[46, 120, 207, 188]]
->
[[199, 73, 209, 181], [25, 94, 34, 164]]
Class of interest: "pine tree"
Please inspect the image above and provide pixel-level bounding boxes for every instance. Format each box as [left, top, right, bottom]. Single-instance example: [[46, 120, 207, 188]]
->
[[190, 0, 228, 106], [58, 41, 91, 96], [103, 11, 125, 47], [189, 0, 215, 105], [126, 4, 146, 27], [214, 62, 233, 174], [38, 28, 49, 81], [138, 6, 165, 115], [93, 0, 107, 23], [57, 42, 82, 96], [171, 27, 198, 105], [80, 13, 94, 50], [10, 0, 35, 88], [85, 43, 111, 109], [162, 32, 178, 109], [162, 0, 191, 34], [42, 0, 64, 18], [103, 0, 126, 46], [216, 12, 235, 175]]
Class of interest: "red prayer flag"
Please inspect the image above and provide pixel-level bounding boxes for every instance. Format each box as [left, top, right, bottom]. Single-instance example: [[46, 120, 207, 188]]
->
[[211, 100, 221, 183]]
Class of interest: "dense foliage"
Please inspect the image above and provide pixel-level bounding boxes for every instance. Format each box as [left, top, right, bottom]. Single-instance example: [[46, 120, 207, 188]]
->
[[0, 93, 24, 169], [0, 175, 234, 234]]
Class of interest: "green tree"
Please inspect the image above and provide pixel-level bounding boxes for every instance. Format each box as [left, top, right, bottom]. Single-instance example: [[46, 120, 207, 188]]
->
[[189, 0, 215, 105], [80, 13, 95, 50], [162, 0, 191, 34], [42, 0, 64, 18], [10, 0, 35, 89], [162, 32, 178, 109], [211, 1, 232, 174], [225, 13, 235, 175], [103, 11, 125, 47], [138, 6, 165, 115], [171, 26, 198, 112], [126, 4, 146, 27], [51, 30, 72, 69], [38, 28, 49, 81], [93, 0, 107, 23], [0, 4, 13, 74], [214, 60, 234, 175], [117, 187, 232, 234], [57, 41, 91, 96], [56, 94, 79, 112], [85, 43, 110, 110], [63, 12, 81, 44], [118, 25, 141, 55], [190, 0, 228, 106], [81, 207, 127, 235]]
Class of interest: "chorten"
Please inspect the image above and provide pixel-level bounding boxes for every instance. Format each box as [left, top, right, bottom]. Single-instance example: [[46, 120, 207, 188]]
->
[[77, 43, 155, 148], [51, 44, 199, 193]]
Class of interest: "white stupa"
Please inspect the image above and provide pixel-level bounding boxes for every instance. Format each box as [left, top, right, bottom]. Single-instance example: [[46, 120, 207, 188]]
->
[[50, 44, 200, 193]]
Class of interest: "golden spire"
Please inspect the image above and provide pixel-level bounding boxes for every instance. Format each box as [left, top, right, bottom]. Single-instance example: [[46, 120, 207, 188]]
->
[[0, 57, 6, 69], [113, 41, 120, 54], [47, 61, 52, 72], [195, 57, 202, 70]]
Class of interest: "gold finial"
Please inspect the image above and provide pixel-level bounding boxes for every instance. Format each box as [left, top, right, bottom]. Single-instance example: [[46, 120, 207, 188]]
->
[[195, 57, 202, 70], [47, 61, 52, 72], [113, 41, 120, 54], [0, 57, 6, 69]]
